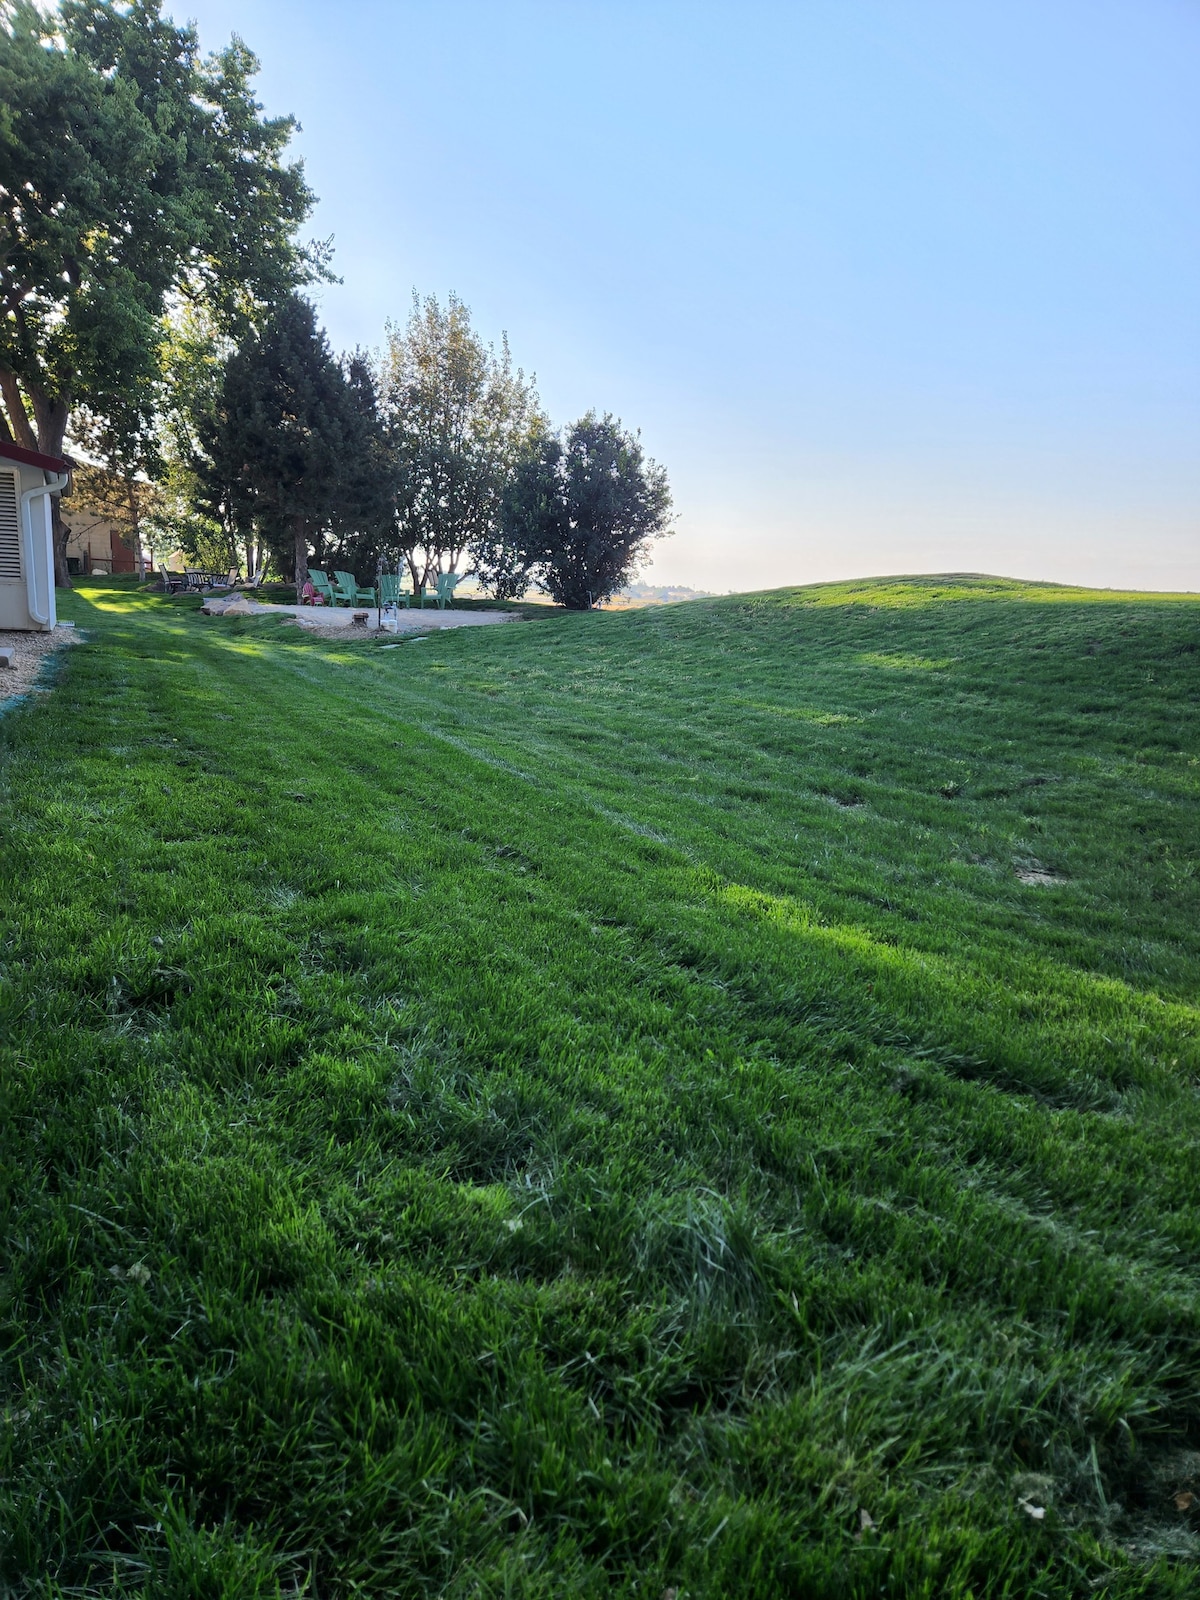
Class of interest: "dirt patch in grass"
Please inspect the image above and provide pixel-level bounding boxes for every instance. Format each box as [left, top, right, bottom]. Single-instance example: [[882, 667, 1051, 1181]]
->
[[820, 789, 866, 809], [1015, 860, 1068, 886]]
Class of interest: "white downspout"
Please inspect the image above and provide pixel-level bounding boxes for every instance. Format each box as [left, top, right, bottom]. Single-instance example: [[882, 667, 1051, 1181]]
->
[[20, 471, 69, 627]]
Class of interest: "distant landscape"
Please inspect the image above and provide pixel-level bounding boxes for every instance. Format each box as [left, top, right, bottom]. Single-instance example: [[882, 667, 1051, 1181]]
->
[[609, 582, 716, 607]]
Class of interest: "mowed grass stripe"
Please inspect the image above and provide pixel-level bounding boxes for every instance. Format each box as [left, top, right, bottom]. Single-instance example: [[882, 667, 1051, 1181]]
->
[[0, 575, 1197, 1596]]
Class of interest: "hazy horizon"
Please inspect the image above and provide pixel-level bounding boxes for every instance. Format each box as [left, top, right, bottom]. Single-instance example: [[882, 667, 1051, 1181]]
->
[[180, 1, 1199, 595]]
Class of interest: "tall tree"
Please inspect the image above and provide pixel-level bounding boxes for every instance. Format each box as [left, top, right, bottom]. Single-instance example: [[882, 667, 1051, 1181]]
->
[[148, 301, 245, 575], [381, 293, 540, 590], [497, 412, 672, 609], [0, 0, 317, 584], [328, 352, 395, 578], [197, 295, 383, 588]]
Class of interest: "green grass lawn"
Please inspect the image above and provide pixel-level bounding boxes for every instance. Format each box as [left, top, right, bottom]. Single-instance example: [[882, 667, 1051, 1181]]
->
[[2, 573, 1198, 1597]]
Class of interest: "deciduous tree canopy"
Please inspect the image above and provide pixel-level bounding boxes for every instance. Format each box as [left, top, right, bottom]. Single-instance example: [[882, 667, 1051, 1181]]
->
[[381, 293, 540, 590], [0, 0, 317, 582], [496, 412, 672, 608]]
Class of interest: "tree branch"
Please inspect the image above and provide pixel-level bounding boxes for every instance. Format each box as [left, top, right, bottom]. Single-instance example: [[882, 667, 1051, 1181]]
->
[[0, 368, 38, 450]]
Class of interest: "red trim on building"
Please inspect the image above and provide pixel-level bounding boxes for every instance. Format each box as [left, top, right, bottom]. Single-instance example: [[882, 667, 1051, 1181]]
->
[[0, 438, 72, 474]]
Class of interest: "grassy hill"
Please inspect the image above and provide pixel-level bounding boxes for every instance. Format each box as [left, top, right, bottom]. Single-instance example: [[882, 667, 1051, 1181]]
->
[[2, 574, 1198, 1597]]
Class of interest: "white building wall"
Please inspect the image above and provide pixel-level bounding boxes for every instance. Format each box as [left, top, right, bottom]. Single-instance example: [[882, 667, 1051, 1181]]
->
[[0, 462, 58, 631]]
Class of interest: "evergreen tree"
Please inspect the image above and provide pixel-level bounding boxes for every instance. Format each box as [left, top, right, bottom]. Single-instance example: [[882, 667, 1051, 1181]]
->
[[329, 354, 395, 577], [198, 297, 379, 587]]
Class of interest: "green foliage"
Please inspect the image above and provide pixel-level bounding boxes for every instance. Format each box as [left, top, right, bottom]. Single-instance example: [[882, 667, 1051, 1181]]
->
[[2, 574, 1198, 1595], [145, 301, 241, 570], [337, 351, 396, 576], [498, 411, 672, 608], [196, 296, 387, 585], [0, 0, 313, 426], [382, 292, 542, 590], [0, 0, 316, 580], [472, 417, 559, 600]]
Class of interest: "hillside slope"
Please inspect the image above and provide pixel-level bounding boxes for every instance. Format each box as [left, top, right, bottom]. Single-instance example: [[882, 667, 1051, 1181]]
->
[[2, 575, 1198, 1596]]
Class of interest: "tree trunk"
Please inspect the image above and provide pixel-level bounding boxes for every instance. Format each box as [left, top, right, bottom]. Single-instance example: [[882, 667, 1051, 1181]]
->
[[126, 477, 145, 580], [131, 517, 146, 581], [51, 497, 73, 589], [0, 369, 38, 451], [293, 515, 308, 591]]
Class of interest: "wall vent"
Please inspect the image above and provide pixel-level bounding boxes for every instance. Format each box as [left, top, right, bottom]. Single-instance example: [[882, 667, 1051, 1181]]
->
[[0, 470, 21, 582]]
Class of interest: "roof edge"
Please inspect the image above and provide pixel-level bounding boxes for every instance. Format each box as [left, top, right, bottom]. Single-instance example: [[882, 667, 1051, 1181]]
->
[[0, 438, 72, 474]]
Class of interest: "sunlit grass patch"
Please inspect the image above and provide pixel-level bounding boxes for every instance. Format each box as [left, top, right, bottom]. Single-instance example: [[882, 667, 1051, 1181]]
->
[[857, 650, 956, 671], [729, 696, 860, 723], [772, 573, 1200, 611]]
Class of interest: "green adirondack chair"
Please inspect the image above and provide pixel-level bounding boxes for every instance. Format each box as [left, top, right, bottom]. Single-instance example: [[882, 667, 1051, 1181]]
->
[[378, 573, 411, 609], [307, 568, 336, 606], [333, 569, 376, 606], [434, 571, 464, 609]]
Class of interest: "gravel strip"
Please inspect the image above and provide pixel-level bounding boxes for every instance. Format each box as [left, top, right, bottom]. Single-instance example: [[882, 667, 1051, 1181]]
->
[[0, 626, 79, 706], [202, 595, 521, 635], [291, 610, 520, 636]]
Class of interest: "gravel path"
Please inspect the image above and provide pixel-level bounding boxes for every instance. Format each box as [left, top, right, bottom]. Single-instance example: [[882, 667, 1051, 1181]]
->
[[202, 596, 521, 635], [0, 626, 78, 706]]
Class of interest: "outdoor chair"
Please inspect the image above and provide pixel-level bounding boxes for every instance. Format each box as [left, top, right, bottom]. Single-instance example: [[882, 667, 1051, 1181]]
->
[[435, 571, 464, 609], [378, 574, 411, 609], [333, 570, 376, 606], [307, 569, 336, 605]]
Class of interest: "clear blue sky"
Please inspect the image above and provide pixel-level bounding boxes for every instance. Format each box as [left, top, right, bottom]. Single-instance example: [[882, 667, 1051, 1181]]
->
[[185, 1, 1198, 592]]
